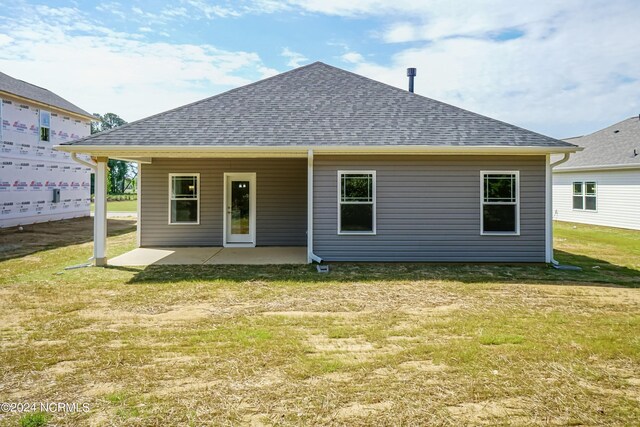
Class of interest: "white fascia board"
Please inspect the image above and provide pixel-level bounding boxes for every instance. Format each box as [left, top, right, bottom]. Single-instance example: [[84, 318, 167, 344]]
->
[[110, 156, 152, 164], [554, 163, 640, 173], [54, 144, 582, 157]]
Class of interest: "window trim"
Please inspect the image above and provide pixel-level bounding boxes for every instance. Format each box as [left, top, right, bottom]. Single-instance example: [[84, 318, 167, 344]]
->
[[337, 170, 376, 235], [39, 109, 51, 142], [572, 180, 597, 212], [480, 170, 520, 236], [168, 173, 200, 225]]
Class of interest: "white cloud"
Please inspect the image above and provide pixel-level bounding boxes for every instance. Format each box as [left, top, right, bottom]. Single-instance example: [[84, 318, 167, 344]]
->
[[0, 34, 13, 46], [248, 0, 292, 14], [2, 0, 638, 138], [183, 0, 241, 19], [341, 52, 364, 64], [281, 48, 308, 68], [276, 0, 408, 16], [382, 22, 418, 43], [279, 0, 640, 137], [349, 2, 640, 137], [96, 1, 128, 20], [0, 4, 279, 122], [257, 65, 280, 79], [162, 6, 189, 18]]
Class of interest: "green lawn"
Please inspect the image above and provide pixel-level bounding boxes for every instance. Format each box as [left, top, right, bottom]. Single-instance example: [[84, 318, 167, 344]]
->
[[0, 219, 638, 426], [90, 200, 138, 213], [555, 220, 640, 271]]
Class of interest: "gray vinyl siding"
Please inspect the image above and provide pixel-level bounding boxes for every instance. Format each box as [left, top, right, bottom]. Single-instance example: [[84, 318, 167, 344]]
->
[[313, 155, 546, 262], [140, 158, 306, 247]]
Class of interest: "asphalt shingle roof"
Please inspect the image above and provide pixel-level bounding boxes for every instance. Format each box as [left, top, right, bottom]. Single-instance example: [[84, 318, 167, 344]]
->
[[0, 71, 93, 119], [557, 116, 640, 169], [61, 62, 574, 148]]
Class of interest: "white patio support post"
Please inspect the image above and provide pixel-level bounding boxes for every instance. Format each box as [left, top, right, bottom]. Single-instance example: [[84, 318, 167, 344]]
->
[[136, 161, 141, 248], [545, 154, 552, 263], [307, 149, 314, 264], [94, 156, 108, 266]]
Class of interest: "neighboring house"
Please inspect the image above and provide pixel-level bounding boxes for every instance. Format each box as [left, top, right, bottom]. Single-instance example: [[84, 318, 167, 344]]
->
[[56, 62, 578, 265], [0, 71, 93, 228], [553, 117, 640, 230]]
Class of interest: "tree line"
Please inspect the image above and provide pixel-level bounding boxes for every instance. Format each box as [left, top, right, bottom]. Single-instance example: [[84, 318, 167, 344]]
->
[[91, 113, 136, 194]]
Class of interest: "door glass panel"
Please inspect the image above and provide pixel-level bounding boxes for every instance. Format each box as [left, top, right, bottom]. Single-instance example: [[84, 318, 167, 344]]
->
[[231, 181, 250, 234]]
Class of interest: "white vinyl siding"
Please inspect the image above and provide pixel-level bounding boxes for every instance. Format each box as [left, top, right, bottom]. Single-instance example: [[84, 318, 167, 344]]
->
[[553, 169, 640, 230]]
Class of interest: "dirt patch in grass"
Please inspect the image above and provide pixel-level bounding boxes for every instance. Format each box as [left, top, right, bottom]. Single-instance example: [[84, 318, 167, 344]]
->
[[447, 397, 527, 424], [77, 303, 215, 328], [398, 360, 447, 372], [151, 379, 223, 397], [262, 310, 370, 318], [336, 401, 394, 419], [0, 217, 135, 261], [45, 360, 78, 376], [308, 335, 375, 352]]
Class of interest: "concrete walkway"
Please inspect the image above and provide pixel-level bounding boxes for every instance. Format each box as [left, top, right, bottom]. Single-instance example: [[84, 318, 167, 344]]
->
[[109, 246, 307, 266]]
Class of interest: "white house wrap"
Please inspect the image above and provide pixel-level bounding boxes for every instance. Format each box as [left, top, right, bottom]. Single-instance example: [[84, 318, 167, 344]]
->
[[0, 72, 93, 228]]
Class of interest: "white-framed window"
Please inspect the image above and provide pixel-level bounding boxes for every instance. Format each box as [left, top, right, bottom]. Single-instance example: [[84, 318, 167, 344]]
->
[[39, 110, 51, 142], [480, 171, 520, 235], [169, 173, 199, 224], [338, 170, 376, 234], [573, 181, 597, 211]]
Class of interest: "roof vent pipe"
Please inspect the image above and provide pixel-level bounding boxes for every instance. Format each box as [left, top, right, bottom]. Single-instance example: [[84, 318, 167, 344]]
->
[[407, 68, 417, 93]]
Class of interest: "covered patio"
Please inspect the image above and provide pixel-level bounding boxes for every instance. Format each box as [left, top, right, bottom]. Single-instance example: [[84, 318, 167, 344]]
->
[[62, 152, 316, 266], [109, 246, 307, 266]]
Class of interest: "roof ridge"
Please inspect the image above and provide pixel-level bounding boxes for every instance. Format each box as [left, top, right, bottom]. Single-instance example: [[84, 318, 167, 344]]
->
[[66, 62, 323, 145]]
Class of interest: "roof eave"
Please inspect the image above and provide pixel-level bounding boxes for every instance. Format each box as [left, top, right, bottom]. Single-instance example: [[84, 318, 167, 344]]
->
[[554, 163, 640, 172], [54, 144, 582, 158]]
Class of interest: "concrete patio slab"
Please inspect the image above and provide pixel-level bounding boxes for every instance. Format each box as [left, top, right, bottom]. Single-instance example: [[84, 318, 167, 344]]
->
[[205, 247, 307, 265], [109, 247, 222, 266], [108, 246, 306, 266]]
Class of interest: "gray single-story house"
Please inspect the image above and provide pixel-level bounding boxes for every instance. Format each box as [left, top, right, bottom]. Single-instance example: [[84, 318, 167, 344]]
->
[[56, 62, 579, 265]]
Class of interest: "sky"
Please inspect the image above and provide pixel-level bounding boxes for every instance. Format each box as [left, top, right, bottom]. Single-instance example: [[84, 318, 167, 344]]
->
[[0, 0, 638, 139]]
